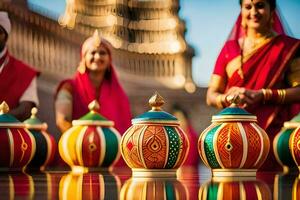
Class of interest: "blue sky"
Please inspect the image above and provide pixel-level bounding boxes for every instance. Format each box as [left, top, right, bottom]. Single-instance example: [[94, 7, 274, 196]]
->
[[28, 0, 300, 87]]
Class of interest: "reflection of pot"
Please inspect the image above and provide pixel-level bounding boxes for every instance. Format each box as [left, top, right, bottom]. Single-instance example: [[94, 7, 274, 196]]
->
[[292, 175, 300, 200], [29, 172, 61, 199], [199, 177, 271, 200], [274, 173, 297, 200], [120, 177, 188, 200], [198, 97, 270, 177], [24, 108, 56, 170], [273, 113, 300, 173], [59, 171, 121, 200], [120, 93, 189, 177], [0, 102, 36, 170], [58, 100, 121, 172], [0, 172, 34, 199]]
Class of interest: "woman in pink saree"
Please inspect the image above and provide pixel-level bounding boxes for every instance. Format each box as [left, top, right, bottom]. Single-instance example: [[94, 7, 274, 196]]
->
[[207, 0, 300, 171], [55, 31, 132, 166]]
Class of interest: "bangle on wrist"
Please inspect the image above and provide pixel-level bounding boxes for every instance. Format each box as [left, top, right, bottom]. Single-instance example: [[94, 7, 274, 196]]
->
[[262, 88, 273, 103], [216, 94, 224, 108], [261, 88, 286, 104]]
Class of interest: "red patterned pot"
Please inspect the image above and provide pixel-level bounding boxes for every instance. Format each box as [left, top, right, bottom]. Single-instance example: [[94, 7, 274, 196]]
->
[[0, 101, 35, 170], [289, 126, 300, 171], [120, 93, 189, 177], [24, 108, 56, 170], [58, 100, 121, 172], [198, 98, 270, 176]]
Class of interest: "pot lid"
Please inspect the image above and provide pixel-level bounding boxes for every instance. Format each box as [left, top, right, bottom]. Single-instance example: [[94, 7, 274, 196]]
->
[[132, 92, 179, 125], [0, 101, 25, 128], [24, 107, 48, 130], [212, 95, 257, 122], [284, 112, 300, 129], [72, 100, 114, 127]]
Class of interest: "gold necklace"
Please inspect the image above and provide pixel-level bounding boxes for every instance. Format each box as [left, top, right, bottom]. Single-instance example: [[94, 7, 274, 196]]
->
[[243, 32, 274, 54], [238, 31, 275, 79]]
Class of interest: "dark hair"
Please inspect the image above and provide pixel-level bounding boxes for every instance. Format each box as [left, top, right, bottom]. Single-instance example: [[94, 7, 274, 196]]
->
[[0, 26, 8, 41], [239, 0, 276, 11]]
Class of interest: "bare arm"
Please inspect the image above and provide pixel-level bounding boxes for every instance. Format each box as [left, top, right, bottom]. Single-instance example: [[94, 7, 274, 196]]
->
[[241, 86, 300, 107], [206, 74, 247, 108], [206, 74, 227, 108], [206, 87, 225, 108], [55, 114, 72, 133], [55, 83, 73, 133], [284, 86, 300, 103]]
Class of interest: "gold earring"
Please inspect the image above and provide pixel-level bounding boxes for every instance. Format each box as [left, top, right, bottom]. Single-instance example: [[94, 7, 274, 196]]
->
[[78, 62, 86, 74], [241, 18, 246, 28]]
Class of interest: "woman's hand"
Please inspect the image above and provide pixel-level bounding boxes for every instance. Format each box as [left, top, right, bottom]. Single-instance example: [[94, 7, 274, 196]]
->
[[241, 88, 264, 108], [224, 87, 263, 108]]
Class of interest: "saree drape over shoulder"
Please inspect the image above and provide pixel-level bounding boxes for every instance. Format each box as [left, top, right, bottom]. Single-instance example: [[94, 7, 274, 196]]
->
[[213, 35, 300, 133], [57, 68, 132, 135]]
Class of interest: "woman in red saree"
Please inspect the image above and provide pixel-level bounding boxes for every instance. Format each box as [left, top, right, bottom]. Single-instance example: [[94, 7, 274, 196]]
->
[[55, 31, 131, 134], [55, 31, 132, 167], [207, 0, 300, 171]]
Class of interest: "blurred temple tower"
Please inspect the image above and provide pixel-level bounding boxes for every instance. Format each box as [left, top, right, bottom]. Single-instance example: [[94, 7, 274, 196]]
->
[[0, 0, 215, 138]]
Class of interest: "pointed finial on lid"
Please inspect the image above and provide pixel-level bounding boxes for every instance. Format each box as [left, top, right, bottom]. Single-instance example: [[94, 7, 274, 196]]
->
[[92, 29, 101, 47], [0, 101, 9, 114], [88, 100, 100, 113], [227, 94, 242, 107], [30, 107, 38, 118], [149, 92, 165, 111]]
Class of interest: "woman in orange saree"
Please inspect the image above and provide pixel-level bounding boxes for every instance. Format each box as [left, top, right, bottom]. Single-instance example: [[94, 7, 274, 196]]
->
[[207, 0, 300, 171]]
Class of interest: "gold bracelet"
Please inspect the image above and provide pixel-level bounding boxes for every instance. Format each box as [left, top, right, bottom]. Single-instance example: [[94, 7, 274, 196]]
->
[[262, 88, 273, 103], [277, 89, 282, 104], [277, 89, 286, 104], [282, 89, 286, 104], [261, 89, 266, 104], [216, 94, 224, 108]]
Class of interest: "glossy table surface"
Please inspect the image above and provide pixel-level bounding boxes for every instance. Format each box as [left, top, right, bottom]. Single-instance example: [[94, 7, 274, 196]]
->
[[0, 164, 298, 200]]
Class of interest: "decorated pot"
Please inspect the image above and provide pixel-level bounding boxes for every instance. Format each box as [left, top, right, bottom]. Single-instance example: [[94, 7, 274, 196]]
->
[[198, 96, 270, 176], [58, 100, 121, 172], [0, 101, 36, 170], [24, 108, 56, 170], [120, 177, 188, 200], [120, 93, 189, 177], [199, 177, 271, 200], [273, 113, 300, 173], [289, 125, 300, 171], [59, 171, 120, 200]]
